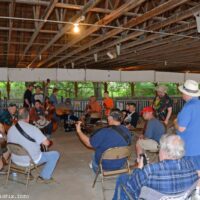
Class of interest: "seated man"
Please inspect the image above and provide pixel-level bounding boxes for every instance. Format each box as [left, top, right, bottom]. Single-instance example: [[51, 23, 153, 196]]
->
[[0, 103, 18, 132], [85, 96, 102, 124], [7, 108, 60, 182], [29, 100, 53, 138], [57, 98, 78, 132], [123, 103, 139, 129], [136, 106, 165, 158], [76, 109, 131, 172], [113, 134, 199, 200]]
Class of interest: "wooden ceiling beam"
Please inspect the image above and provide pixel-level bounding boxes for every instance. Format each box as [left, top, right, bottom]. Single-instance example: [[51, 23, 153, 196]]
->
[[6, 1, 15, 64], [62, 0, 192, 67], [38, 0, 146, 68], [18, 0, 59, 64], [27, 0, 102, 68]]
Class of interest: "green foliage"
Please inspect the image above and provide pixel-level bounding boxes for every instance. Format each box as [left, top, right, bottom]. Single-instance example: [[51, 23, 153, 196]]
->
[[0, 81, 180, 100], [108, 82, 131, 97]]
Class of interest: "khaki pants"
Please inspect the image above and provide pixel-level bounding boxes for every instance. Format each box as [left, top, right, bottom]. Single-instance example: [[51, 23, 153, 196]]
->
[[138, 139, 159, 152]]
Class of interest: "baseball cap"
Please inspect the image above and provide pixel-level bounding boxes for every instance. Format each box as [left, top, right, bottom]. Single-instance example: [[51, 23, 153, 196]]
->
[[141, 106, 154, 114]]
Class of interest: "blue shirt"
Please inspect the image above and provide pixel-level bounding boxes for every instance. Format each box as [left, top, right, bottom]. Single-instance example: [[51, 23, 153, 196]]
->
[[177, 97, 200, 156], [90, 125, 131, 170], [145, 118, 165, 143], [113, 159, 198, 200], [49, 94, 58, 106]]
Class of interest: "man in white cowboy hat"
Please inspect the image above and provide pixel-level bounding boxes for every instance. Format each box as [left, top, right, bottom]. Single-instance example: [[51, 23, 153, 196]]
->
[[152, 85, 173, 125], [175, 79, 200, 175]]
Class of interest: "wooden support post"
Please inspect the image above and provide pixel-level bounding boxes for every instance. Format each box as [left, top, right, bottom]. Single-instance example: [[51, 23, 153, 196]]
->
[[74, 82, 78, 98], [176, 83, 180, 94], [130, 82, 135, 97], [6, 80, 10, 100], [104, 82, 108, 92]]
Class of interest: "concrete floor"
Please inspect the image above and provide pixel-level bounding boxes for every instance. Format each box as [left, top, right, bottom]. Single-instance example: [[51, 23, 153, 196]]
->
[[0, 125, 121, 200]]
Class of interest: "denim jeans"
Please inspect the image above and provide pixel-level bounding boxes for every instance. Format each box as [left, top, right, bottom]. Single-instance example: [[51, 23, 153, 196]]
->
[[37, 151, 60, 180], [92, 154, 98, 173]]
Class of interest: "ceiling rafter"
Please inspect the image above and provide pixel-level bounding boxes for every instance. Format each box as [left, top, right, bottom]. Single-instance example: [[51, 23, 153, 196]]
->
[[37, 0, 146, 68], [61, 0, 193, 67]]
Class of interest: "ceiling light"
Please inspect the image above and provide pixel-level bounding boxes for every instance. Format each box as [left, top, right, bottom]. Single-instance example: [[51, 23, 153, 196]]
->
[[94, 53, 98, 62], [71, 62, 74, 68], [73, 23, 80, 33], [107, 52, 114, 59], [194, 13, 200, 33], [116, 44, 121, 56]]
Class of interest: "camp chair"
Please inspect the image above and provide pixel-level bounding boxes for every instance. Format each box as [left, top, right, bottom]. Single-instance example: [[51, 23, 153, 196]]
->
[[92, 146, 131, 199], [5, 143, 40, 189]]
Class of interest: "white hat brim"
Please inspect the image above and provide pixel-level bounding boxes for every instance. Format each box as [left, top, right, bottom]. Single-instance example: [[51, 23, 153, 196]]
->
[[178, 85, 200, 97]]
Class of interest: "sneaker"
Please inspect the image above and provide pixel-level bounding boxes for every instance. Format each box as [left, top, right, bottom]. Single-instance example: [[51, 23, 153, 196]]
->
[[37, 176, 55, 184]]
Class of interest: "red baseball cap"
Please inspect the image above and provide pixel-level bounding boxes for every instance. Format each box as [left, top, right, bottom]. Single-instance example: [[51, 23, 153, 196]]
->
[[141, 106, 154, 115]]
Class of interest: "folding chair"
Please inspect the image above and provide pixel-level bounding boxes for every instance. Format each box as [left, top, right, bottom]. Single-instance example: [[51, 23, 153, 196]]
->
[[92, 146, 131, 199], [5, 143, 40, 189], [138, 180, 198, 200], [120, 180, 198, 200]]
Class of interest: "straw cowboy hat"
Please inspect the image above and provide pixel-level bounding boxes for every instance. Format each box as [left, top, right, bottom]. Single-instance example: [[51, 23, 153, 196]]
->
[[155, 85, 168, 93], [179, 80, 200, 97]]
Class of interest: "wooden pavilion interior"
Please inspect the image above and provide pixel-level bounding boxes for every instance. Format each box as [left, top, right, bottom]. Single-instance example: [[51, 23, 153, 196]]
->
[[1, 1, 200, 200], [0, 0, 200, 73]]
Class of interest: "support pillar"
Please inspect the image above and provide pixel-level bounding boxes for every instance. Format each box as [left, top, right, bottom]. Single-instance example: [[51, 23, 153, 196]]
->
[[130, 82, 135, 97], [104, 82, 108, 92], [74, 82, 78, 98], [6, 80, 10, 100]]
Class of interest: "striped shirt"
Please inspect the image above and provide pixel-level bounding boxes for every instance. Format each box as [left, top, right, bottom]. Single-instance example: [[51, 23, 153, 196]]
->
[[113, 158, 198, 200]]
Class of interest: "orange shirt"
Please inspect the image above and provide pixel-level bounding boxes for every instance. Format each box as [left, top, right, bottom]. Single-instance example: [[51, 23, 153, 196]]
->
[[103, 97, 114, 116], [90, 101, 102, 113]]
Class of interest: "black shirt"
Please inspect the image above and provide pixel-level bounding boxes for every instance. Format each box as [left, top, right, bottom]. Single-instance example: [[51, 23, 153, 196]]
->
[[23, 89, 32, 108]]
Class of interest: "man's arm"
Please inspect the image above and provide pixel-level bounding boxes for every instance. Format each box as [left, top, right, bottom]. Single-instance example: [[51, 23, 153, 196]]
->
[[76, 121, 93, 148], [174, 118, 186, 132], [42, 138, 50, 146], [164, 107, 172, 125]]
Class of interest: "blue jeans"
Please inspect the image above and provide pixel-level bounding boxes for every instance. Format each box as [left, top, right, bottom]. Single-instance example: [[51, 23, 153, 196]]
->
[[38, 151, 60, 180], [92, 154, 98, 173]]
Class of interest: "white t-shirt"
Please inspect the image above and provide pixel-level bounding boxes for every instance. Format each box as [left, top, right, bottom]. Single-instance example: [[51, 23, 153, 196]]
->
[[7, 121, 46, 166]]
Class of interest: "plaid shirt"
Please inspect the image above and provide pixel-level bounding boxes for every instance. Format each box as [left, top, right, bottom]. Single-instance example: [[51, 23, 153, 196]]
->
[[113, 159, 198, 200]]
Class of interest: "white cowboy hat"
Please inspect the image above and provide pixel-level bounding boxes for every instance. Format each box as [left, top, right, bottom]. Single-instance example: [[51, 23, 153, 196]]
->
[[178, 80, 200, 97], [155, 85, 168, 93]]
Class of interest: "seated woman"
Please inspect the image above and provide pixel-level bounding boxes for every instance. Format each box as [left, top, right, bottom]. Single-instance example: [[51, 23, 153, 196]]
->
[[29, 100, 53, 138], [0, 123, 10, 173], [84, 96, 102, 124], [57, 98, 78, 132]]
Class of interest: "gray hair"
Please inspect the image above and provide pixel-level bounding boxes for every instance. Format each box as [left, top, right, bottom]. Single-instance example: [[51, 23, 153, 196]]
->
[[18, 108, 29, 120], [159, 134, 185, 159]]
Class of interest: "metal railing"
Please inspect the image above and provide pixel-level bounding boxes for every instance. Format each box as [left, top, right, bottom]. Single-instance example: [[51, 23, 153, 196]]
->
[[1, 97, 184, 118]]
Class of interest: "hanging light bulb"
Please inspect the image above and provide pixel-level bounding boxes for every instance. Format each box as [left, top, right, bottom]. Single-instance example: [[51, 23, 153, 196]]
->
[[73, 23, 80, 33]]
